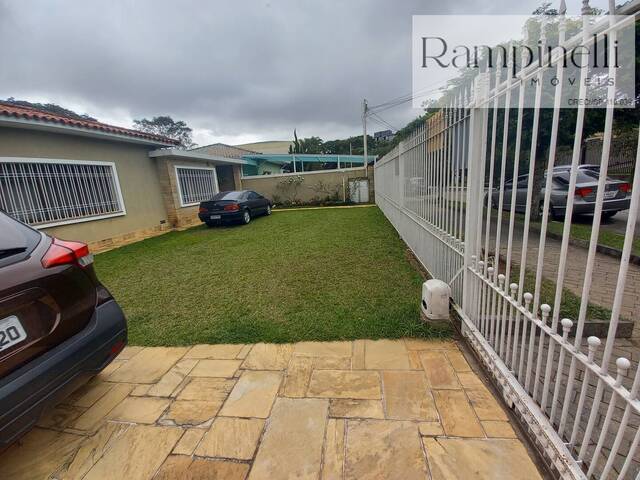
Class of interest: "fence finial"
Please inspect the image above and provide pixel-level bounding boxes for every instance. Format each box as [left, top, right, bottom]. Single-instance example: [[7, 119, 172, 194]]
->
[[561, 318, 573, 339], [559, 0, 566, 15], [586, 336, 601, 363], [558, 0, 567, 42]]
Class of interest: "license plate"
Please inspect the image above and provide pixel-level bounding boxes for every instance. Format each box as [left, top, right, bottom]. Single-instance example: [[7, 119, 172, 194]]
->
[[0, 315, 27, 352], [604, 190, 616, 199], [210, 215, 221, 220]]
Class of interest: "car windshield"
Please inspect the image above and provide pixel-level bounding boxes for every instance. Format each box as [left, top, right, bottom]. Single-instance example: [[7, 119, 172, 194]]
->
[[212, 191, 246, 200]]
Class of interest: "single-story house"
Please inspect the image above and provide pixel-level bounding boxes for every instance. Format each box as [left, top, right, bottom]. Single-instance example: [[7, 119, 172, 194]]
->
[[0, 103, 248, 252]]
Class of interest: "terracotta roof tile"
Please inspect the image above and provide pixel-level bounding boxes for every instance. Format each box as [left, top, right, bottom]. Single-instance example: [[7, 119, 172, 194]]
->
[[0, 102, 180, 145]]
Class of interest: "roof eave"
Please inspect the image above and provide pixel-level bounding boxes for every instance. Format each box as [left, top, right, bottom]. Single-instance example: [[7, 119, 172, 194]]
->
[[149, 148, 250, 166], [0, 116, 177, 147]]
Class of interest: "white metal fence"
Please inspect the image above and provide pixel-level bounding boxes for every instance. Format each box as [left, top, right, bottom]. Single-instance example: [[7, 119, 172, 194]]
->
[[375, 2, 639, 478], [376, 100, 469, 304]]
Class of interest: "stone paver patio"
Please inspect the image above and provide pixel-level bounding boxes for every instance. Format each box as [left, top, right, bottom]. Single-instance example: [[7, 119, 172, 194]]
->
[[0, 339, 543, 479]]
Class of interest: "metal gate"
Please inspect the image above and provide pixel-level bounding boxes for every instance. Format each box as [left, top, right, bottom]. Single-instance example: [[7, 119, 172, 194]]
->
[[375, 2, 640, 478]]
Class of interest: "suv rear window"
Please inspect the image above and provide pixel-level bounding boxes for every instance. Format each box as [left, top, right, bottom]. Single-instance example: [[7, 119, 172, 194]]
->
[[0, 212, 41, 268]]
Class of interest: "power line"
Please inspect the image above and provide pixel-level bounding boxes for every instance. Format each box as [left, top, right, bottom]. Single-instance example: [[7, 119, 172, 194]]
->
[[366, 77, 459, 115], [369, 112, 398, 132], [367, 80, 443, 110], [368, 86, 441, 115]]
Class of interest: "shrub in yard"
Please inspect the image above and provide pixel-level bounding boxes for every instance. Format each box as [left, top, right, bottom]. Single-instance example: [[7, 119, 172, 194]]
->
[[276, 175, 304, 204]]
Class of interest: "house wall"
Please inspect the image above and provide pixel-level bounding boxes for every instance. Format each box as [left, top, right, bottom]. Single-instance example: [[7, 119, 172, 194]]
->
[[258, 161, 283, 175], [0, 127, 171, 251], [156, 158, 243, 229], [242, 161, 283, 177], [241, 168, 369, 205], [156, 157, 216, 229]]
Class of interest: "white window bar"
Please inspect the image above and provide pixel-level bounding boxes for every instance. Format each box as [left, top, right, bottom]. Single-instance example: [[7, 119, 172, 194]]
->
[[174, 165, 219, 207], [0, 158, 125, 228]]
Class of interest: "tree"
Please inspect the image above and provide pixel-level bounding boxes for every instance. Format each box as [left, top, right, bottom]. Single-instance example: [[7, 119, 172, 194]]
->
[[4, 97, 97, 121], [133, 116, 196, 148], [288, 130, 324, 154]]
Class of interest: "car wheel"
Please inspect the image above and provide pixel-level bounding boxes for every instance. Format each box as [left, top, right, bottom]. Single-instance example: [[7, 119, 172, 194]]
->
[[549, 204, 564, 221], [602, 211, 617, 220], [242, 209, 251, 224], [266, 205, 272, 215]]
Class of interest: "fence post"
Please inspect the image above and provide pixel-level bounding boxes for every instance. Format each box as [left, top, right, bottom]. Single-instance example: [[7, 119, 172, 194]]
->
[[399, 139, 405, 207], [461, 73, 488, 322]]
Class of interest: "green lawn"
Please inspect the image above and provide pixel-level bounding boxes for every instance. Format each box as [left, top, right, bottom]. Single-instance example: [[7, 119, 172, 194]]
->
[[507, 264, 613, 322], [95, 207, 449, 346], [543, 219, 640, 257]]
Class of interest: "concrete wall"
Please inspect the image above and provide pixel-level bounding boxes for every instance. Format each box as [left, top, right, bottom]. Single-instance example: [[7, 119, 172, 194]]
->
[[241, 168, 369, 205], [0, 127, 171, 251]]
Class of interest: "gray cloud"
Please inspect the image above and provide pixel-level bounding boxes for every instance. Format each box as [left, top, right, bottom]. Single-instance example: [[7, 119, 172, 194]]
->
[[0, 0, 598, 145]]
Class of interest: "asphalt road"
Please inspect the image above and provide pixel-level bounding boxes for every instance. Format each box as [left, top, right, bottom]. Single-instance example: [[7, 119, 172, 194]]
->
[[603, 209, 640, 235], [570, 209, 640, 236]]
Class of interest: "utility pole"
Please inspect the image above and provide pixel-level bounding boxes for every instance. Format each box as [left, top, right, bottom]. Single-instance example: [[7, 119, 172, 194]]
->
[[362, 99, 368, 176]]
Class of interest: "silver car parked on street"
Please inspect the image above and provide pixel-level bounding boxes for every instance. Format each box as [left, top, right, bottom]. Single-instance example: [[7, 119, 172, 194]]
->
[[490, 166, 632, 220]]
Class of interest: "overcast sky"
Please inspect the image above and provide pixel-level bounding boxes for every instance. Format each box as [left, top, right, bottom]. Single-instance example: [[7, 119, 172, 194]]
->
[[0, 0, 612, 146]]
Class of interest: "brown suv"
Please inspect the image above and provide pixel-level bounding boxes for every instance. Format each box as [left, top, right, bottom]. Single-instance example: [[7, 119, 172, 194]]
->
[[0, 212, 127, 447]]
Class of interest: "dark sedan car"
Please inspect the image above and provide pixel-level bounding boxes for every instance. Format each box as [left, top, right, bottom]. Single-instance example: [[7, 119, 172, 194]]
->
[[0, 212, 127, 448], [198, 190, 272, 226]]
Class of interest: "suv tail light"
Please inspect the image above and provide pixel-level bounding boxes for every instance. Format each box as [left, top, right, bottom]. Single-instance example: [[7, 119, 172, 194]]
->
[[198, 206, 207, 213], [575, 187, 594, 198], [619, 183, 632, 193], [224, 204, 240, 211], [41, 238, 94, 269]]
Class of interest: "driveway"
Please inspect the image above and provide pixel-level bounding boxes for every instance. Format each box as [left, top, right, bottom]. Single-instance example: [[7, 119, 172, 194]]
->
[[0, 340, 543, 479], [596, 208, 640, 235]]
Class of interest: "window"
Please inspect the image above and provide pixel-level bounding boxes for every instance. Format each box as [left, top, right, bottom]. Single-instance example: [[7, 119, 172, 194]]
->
[[0, 159, 125, 228], [0, 211, 41, 268], [175, 166, 218, 206]]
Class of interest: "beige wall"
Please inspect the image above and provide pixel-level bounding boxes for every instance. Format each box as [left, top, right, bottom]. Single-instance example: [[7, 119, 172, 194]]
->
[[155, 158, 243, 229], [241, 169, 368, 205], [155, 156, 227, 229], [0, 127, 170, 249]]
